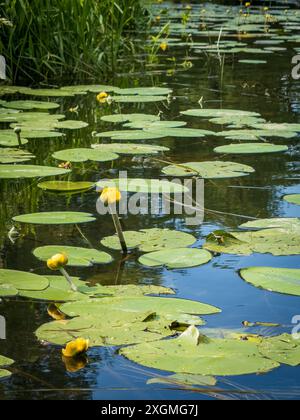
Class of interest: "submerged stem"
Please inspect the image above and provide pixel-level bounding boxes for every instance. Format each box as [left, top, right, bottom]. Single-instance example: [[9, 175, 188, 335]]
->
[[109, 206, 128, 255], [59, 267, 78, 292]]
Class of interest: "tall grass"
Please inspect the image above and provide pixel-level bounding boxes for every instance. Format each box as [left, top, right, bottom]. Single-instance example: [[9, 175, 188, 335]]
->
[[0, 0, 150, 83]]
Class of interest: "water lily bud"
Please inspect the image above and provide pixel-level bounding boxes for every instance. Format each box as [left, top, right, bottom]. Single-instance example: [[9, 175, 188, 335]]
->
[[47, 253, 68, 271], [97, 92, 109, 103], [100, 187, 122, 205], [62, 338, 89, 358]]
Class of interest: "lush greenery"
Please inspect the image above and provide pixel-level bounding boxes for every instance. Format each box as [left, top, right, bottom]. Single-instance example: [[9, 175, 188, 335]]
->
[[0, 0, 150, 82]]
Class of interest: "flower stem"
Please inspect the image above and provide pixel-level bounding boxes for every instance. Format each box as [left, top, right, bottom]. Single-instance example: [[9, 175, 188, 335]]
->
[[59, 267, 78, 292], [109, 205, 128, 255]]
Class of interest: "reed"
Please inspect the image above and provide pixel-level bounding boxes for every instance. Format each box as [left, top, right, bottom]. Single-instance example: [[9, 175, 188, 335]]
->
[[0, 0, 150, 83]]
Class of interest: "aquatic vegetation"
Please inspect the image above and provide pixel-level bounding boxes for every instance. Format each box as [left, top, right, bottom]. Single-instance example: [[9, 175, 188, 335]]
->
[[284, 195, 300, 206], [52, 148, 119, 163], [12, 212, 96, 225], [139, 248, 212, 269], [37, 181, 94, 193], [0, 355, 14, 380], [62, 338, 89, 359], [214, 143, 289, 155], [240, 267, 300, 297]]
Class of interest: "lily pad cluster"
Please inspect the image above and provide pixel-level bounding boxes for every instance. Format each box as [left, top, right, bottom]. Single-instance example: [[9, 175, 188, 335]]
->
[[0, 355, 14, 380]]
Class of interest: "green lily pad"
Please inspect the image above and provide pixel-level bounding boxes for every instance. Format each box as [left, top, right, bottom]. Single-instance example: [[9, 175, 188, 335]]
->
[[214, 143, 288, 155], [259, 334, 300, 367], [54, 120, 88, 130], [96, 130, 165, 141], [38, 181, 94, 193], [0, 132, 28, 147], [284, 195, 300, 206], [0, 269, 49, 291], [123, 121, 187, 129], [103, 284, 175, 297], [0, 370, 12, 379], [17, 130, 64, 139], [204, 219, 300, 256], [217, 129, 297, 139], [0, 149, 35, 164], [0, 284, 19, 297], [0, 165, 70, 179], [139, 248, 212, 269], [1, 100, 59, 110], [96, 178, 188, 194], [250, 123, 300, 133], [115, 87, 172, 96], [239, 60, 267, 64], [0, 355, 14, 368], [181, 109, 260, 118], [112, 95, 168, 103], [146, 128, 215, 138], [52, 148, 119, 163], [162, 161, 255, 179], [33, 245, 112, 267], [19, 276, 93, 302], [101, 229, 196, 252], [101, 114, 160, 124], [13, 212, 96, 225], [147, 373, 217, 387], [18, 88, 75, 97], [209, 116, 266, 126], [120, 326, 279, 377], [60, 296, 221, 319], [62, 84, 119, 94], [240, 267, 300, 297], [92, 143, 169, 155]]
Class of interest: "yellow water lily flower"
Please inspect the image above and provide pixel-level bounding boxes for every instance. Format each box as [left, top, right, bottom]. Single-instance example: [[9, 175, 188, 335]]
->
[[97, 92, 109, 103], [160, 42, 168, 52], [47, 253, 68, 271], [62, 338, 89, 358], [100, 187, 122, 205], [58, 161, 72, 169]]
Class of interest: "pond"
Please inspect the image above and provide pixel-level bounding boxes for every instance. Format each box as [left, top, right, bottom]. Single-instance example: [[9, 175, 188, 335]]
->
[[0, 1, 300, 400]]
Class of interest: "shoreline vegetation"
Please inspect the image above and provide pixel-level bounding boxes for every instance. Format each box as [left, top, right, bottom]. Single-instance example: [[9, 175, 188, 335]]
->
[[0, 0, 151, 83]]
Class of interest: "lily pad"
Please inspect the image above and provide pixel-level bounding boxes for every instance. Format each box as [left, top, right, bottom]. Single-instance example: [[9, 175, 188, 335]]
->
[[54, 120, 88, 130], [13, 212, 96, 225], [0, 132, 28, 147], [147, 373, 217, 387], [96, 178, 189, 194], [214, 143, 288, 155], [96, 130, 165, 141], [0, 149, 35, 164], [0, 269, 49, 291], [0, 284, 19, 297], [123, 121, 187, 129], [112, 95, 168, 103], [0, 370, 12, 379], [0, 355, 14, 368], [1, 100, 59, 110], [181, 109, 260, 119], [38, 181, 94, 193], [101, 228, 196, 252], [0, 165, 70, 179], [52, 148, 119, 163], [115, 87, 172, 96], [139, 248, 212, 269], [284, 195, 300, 206], [162, 161, 255, 179], [146, 128, 215, 138], [101, 114, 160, 124], [120, 326, 279, 377], [240, 267, 300, 297], [92, 143, 169, 155], [33, 245, 112, 267], [259, 334, 300, 367]]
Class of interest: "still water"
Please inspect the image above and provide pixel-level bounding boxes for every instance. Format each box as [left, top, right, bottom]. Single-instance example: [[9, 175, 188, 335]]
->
[[0, 1, 300, 400]]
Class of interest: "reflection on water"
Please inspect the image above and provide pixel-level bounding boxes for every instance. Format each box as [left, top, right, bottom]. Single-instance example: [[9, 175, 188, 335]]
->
[[1, 0, 300, 400]]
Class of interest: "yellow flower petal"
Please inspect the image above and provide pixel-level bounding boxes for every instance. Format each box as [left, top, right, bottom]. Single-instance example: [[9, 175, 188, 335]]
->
[[62, 338, 89, 358], [100, 187, 122, 205], [47, 253, 68, 271]]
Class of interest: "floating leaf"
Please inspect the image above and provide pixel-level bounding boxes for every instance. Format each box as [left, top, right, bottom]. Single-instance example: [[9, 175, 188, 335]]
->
[[259, 334, 300, 367], [147, 373, 217, 387], [0, 269, 49, 291], [33, 245, 112, 267], [240, 267, 300, 297], [115, 87, 172, 96], [101, 228, 196, 252], [162, 161, 255, 179], [284, 195, 300, 206], [17, 130, 64, 139], [52, 148, 119, 163], [13, 212, 96, 225], [181, 109, 260, 118], [123, 121, 187, 129], [92, 143, 169, 155], [0, 370, 12, 379], [0, 284, 18, 297], [112, 95, 168, 103], [0, 132, 28, 147], [120, 326, 278, 377], [0, 165, 70, 179], [239, 60, 267, 64], [54, 120, 88, 130], [0, 149, 35, 164], [38, 181, 94, 193], [103, 284, 175, 297], [96, 130, 165, 141], [217, 129, 297, 139], [96, 178, 188, 194], [101, 114, 160, 124], [139, 248, 212, 269], [214, 143, 288, 155], [145, 128, 215, 138], [1, 100, 59, 110], [0, 355, 14, 368]]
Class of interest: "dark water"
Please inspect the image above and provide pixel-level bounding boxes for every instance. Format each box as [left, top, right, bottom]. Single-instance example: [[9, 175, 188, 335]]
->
[[0, 2, 300, 400]]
